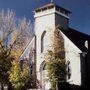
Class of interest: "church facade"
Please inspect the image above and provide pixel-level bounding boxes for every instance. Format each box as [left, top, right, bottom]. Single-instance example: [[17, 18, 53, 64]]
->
[[20, 3, 90, 89]]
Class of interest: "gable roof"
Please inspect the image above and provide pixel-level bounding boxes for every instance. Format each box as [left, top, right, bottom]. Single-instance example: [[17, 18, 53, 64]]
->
[[60, 28, 89, 52], [20, 37, 35, 60]]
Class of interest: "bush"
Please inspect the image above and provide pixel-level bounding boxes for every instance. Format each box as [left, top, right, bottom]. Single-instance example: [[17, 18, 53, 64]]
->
[[9, 60, 32, 90]]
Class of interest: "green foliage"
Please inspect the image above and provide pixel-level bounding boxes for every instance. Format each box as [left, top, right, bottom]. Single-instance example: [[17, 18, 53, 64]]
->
[[0, 42, 12, 84], [46, 51, 67, 90], [0, 10, 33, 90], [9, 60, 32, 90], [45, 28, 67, 90], [47, 56, 66, 82]]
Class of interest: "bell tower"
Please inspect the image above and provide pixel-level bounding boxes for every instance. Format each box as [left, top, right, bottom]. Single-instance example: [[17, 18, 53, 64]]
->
[[33, 3, 71, 89], [34, 3, 71, 31]]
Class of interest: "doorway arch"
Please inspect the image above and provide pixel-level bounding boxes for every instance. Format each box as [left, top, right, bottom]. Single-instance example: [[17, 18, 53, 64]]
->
[[39, 61, 50, 89]]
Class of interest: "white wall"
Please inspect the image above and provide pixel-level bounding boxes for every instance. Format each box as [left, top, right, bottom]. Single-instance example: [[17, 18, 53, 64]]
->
[[61, 31, 82, 85], [34, 9, 56, 79]]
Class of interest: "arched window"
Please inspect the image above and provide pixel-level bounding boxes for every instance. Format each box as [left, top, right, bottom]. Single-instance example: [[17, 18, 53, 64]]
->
[[40, 61, 48, 89], [67, 61, 71, 79], [85, 40, 88, 49], [43, 63, 47, 70], [41, 31, 46, 53]]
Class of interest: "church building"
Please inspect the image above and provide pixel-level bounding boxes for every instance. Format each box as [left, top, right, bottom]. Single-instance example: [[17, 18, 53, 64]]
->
[[20, 3, 90, 89]]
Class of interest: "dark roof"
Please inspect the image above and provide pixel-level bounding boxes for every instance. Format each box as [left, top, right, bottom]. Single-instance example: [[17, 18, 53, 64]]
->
[[60, 28, 89, 52], [33, 3, 71, 13]]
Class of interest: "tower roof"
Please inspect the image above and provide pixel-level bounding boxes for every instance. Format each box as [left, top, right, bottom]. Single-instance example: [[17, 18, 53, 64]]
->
[[33, 3, 71, 14]]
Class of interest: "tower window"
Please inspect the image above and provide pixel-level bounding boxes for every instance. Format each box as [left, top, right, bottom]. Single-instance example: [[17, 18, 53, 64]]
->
[[41, 31, 46, 53]]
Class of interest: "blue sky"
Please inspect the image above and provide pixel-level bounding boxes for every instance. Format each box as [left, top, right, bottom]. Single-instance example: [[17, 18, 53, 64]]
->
[[0, 0, 90, 35]]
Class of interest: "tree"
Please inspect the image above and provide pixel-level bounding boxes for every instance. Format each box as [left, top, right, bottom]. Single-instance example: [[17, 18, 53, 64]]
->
[[11, 17, 33, 59], [0, 10, 33, 89], [0, 10, 33, 59], [0, 42, 13, 90], [0, 10, 16, 40], [46, 51, 66, 90], [9, 60, 32, 90], [45, 27, 67, 90]]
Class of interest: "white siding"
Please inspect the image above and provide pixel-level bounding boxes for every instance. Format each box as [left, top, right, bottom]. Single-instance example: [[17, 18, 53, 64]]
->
[[61, 31, 82, 85], [35, 11, 55, 73]]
